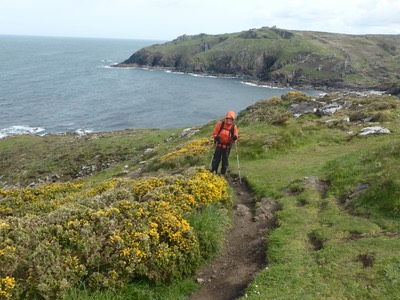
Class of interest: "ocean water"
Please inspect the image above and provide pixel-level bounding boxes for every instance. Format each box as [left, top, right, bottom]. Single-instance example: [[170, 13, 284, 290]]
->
[[0, 35, 314, 139]]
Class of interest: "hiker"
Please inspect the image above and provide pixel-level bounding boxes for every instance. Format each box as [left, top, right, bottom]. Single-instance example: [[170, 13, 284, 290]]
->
[[211, 111, 238, 175]]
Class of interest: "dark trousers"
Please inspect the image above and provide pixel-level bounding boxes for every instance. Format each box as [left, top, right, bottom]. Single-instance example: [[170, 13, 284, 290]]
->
[[211, 146, 231, 174]]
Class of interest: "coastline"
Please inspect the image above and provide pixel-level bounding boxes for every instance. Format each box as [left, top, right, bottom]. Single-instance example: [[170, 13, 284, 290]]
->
[[113, 63, 390, 95]]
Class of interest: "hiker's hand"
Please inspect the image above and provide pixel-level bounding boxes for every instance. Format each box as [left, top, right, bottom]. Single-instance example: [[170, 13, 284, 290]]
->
[[214, 136, 220, 143], [233, 135, 238, 141]]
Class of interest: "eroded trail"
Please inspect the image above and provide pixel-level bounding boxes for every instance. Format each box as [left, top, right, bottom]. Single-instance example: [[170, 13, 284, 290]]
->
[[189, 177, 278, 300]]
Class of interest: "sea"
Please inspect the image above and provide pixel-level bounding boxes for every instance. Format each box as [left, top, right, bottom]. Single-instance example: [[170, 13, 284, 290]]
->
[[0, 35, 317, 139]]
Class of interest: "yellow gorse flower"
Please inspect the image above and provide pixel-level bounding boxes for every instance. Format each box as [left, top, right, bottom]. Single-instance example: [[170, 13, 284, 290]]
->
[[0, 222, 9, 231], [0, 276, 16, 300], [0, 168, 229, 297], [0, 246, 16, 257], [160, 138, 210, 161], [0, 182, 84, 217]]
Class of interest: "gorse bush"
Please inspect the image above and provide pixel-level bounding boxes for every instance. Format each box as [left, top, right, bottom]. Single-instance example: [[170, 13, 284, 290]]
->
[[238, 91, 312, 127], [159, 138, 210, 162], [0, 277, 15, 300], [0, 169, 228, 299], [146, 138, 212, 171], [0, 182, 84, 217], [280, 91, 311, 103]]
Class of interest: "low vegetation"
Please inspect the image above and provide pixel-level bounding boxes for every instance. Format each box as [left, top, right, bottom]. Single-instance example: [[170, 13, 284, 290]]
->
[[119, 27, 400, 90], [0, 169, 230, 299], [1, 91, 400, 299]]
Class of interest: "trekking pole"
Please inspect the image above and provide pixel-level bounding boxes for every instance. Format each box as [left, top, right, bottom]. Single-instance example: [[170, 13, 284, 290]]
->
[[210, 141, 216, 171], [235, 141, 242, 184]]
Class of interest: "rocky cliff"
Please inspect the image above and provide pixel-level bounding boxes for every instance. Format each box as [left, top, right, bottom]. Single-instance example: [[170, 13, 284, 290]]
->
[[117, 27, 400, 92]]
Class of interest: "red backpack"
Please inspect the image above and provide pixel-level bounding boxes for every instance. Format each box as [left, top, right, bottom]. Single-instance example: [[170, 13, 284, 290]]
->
[[217, 121, 236, 145]]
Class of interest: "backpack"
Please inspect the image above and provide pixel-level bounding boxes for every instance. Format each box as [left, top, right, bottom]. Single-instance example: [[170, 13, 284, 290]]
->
[[217, 121, 236, 144]]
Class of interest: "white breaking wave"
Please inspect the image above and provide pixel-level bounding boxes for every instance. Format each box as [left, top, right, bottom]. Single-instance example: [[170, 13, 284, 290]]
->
[[74, 128, 93, 138], [0, 125, 45, 139], [0, 126, 96, 139], [164, 70, 185, 75], [188, 73, 218, 79], [240, 81, 286, 89]]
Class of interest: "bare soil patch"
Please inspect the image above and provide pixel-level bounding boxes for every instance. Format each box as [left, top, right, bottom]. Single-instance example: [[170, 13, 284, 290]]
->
[[189, 177, 279, 300]]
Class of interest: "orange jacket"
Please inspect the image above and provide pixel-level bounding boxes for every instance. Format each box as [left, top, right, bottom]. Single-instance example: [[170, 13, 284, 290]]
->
[[213, 111, 238, 147]]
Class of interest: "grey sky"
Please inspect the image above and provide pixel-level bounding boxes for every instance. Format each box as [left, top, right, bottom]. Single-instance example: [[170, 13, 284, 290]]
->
[[1, 0, 400, 40]]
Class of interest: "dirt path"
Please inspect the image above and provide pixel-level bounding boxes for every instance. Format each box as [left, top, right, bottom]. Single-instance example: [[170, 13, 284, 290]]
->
[[188, 177, 279, 300]]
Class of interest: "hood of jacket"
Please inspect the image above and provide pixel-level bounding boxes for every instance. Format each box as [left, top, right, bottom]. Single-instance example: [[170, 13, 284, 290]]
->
[[225, 111, 236, 120]]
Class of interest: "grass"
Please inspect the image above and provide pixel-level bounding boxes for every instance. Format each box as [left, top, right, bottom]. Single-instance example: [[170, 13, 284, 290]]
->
[[2, 91, 400, 299], [232, 93, 400, 299], [187, 203, 232, 261], [240, 139, 400, 298], [0, 129, 181, 187], [128, 28, 400, 88], [63, 279, 197, 300]]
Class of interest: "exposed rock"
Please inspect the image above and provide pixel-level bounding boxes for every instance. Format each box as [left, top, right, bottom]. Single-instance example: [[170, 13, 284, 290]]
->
[[77, 164, 97, 177], [289, 101, 320, 118], [385, 86, 400, 96], [317, 102, 343, 116], [164, 133, 176, 142], [45, 173, 61, 182], [271, 27, 294, 39], [234, 204, 251, 216], [238, 30, 258, 39], [253, 198, 279, 222], [116, 28, 400, 90], [325, 117, 350, 124], [359, 126, 391, 136], [287, 98, 345, 117], [180, 128, 200, 138], [144, 148, 154, 155], [122, 165, 130, 174]]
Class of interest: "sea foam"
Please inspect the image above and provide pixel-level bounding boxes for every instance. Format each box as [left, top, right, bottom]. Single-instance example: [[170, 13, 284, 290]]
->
[[0, 125, 45, 139]]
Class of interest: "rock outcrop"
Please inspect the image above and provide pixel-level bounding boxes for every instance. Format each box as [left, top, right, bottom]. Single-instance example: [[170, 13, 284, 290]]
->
[[116, 27, 400, 91]]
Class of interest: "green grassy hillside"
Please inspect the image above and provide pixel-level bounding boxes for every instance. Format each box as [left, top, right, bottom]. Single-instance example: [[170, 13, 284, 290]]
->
[[1, 91, 400, 299], [118, 27, 400, 90]]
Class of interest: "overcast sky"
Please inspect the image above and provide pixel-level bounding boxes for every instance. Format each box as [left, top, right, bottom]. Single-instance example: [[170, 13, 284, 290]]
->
[[1, 0, 400, 41]]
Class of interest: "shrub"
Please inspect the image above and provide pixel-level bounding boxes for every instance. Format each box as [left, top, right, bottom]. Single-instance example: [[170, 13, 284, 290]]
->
[[281, 91, 310, 103], [159, 138, 210, 162], [0, 276, 15, 300], [252, 107, 291, 125], [268, 96, 282, 106], [0, 169, 228, 299]]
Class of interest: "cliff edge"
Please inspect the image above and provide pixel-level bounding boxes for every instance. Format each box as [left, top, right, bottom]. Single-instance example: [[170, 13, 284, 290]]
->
[[117, 27, 400, 92]]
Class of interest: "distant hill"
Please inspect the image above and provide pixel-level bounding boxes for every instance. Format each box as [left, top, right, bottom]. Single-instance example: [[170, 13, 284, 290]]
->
[[117, 27, 400, 92]]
